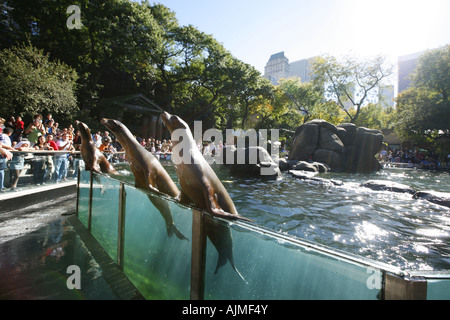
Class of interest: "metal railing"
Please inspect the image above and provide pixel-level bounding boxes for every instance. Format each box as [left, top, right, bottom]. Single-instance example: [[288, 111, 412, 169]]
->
[[0, 149, 171, 191]]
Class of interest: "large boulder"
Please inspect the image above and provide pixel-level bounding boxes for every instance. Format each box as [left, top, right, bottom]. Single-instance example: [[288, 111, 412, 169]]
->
[[354, 127, 384, 157], [361, 181, 450, 209], [361, 180, 416, 194], [289, 120, 383, 173], [342, 145, 382, 173], [318, 126, 344, 153], [290, 160, 330, 173], [337, 123, 357, 146], [289, 170, 343, 186], [288, 123, 319, 161], [312, 149, 342, 169], [228, 146, 281, 179], [413, 191, 450, 208]]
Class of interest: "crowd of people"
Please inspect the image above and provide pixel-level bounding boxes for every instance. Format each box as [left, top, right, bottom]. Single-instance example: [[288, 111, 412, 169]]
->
[[0, 113, 127, 192], [0, 114, 75, 191], [379, 147, 449, 170], [0, 113, 192, 192]]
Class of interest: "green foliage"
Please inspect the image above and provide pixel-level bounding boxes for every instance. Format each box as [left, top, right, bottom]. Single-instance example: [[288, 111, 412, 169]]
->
[[394, 45, 450, 149], [0, 43, 78, 118], [312, 55, 393, 123], [277, 78, 323, 123], [354, 103, 394, 130]]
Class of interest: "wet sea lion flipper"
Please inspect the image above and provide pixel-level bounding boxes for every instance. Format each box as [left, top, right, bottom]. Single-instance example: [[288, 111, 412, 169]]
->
[[213, 247, 247, 284], [147, 195, 189, 241], [204, 182, 253, 223], [209, 221, 248, 284]]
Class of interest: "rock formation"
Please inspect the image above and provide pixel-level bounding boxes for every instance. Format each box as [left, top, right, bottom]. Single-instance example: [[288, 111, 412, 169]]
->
[[227, 146, 281, 179], [288, 120, 383, 173]]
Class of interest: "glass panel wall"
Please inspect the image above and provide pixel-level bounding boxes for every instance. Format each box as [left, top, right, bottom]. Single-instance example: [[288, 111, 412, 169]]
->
[[203, 217, 381, 300], [426, 278, 450, 300], [90, 175, 120, 262], [122, 185, 192, 299], [77, 170, 90, 228]]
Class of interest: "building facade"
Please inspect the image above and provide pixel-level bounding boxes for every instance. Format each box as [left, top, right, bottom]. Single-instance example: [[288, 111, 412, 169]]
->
[[397, 50, 426, 94], [264, 52, 315, 84], [289, 57, 315, 83], [263, 52, 290, 84]]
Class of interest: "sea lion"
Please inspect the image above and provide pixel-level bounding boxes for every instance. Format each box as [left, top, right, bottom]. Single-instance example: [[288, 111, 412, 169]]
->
[[161, 112, 249, 282], [75, 120, 117, 174], [160, 111, 252, 222], [100, 118, 187, 240]]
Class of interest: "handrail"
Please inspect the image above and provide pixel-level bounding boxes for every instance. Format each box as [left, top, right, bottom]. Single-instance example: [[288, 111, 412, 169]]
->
[[10, 150, 82, 155], [8, 149, 172, 156]]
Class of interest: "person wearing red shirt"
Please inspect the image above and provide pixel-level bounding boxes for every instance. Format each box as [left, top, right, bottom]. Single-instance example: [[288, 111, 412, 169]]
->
[[15, 116, 24, 132], [45, 134, 58, 181], [45, 134, 59, 150]]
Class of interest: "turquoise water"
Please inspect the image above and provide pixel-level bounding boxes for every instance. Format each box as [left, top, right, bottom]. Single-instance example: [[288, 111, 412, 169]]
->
[[110, 162, 450, 272]]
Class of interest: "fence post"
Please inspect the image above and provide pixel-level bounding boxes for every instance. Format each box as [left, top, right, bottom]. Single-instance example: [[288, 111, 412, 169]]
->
[[87, 171, 94, 231], [117, 182, 126, 270], [384, 273, 427, 300], [191, 209, 207, 300], [75, 166, 81, 217]]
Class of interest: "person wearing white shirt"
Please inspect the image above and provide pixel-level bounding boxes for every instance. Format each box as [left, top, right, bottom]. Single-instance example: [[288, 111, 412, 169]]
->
[[0, 142, 12, 192], [55, 133, 74, 182]]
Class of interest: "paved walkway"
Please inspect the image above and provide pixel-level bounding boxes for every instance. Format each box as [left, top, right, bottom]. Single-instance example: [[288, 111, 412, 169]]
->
[[0, 186, 142, 300]]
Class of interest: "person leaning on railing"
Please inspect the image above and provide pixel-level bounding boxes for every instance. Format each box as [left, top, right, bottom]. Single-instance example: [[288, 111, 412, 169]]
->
[[32, 135, 51, 185], [55, 133, 75, 183], [98, 136, 116, 162], [9, 139, 32, 191], [0, 145, 13, 192]]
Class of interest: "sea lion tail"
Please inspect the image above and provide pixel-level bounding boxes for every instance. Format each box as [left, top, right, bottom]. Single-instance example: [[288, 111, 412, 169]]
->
[[231, 265, 247, 284], [167, 224, 189, 241], [214, 256, 247, 284]]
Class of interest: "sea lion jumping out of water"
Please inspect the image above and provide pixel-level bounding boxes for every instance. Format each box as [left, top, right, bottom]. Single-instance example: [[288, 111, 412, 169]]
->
[[75, 120, 117, 174], [100, 118, 188, 241], [160, 112, 252, 222], [161, 111, 249, 282]]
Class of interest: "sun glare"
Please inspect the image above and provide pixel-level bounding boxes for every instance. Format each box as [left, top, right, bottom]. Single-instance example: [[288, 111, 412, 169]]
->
[[347, 0, 447, 57]]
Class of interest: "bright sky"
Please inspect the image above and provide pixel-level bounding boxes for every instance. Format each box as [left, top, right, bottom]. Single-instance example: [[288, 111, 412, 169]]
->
[[154, 0, 450, 73]]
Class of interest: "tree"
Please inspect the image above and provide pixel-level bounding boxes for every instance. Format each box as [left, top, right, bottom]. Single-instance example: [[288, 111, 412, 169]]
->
[[277, 78, 325, 124], [413, 45, 450, 101], [312, 55, 393, 123], [0, 43, 78, 117], [2, 0, 163, 112], [354, 103, 393, 130], [394, 45, 450, 152]]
